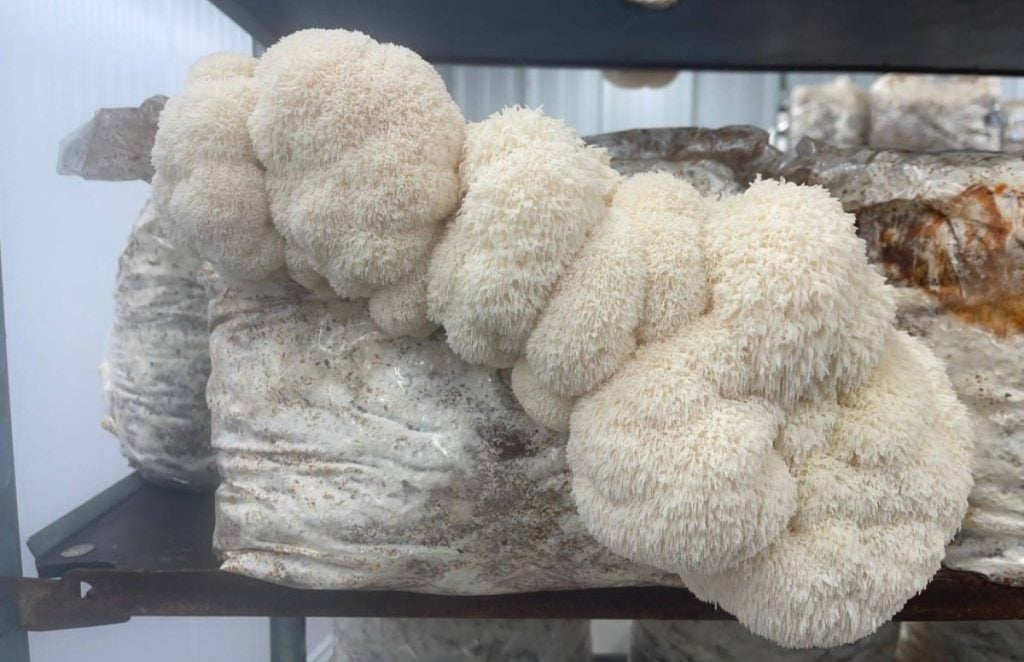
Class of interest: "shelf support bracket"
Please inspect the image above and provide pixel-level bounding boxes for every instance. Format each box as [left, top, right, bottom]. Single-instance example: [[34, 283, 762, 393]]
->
[[0, 251, 30, 660], [270, 616, 306, 662], [0, 576, 130, 631]]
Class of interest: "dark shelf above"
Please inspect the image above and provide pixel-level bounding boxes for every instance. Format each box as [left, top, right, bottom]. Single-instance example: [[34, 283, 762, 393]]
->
[[1, 473, 1022, 631], [210, 0, 1024, 74]]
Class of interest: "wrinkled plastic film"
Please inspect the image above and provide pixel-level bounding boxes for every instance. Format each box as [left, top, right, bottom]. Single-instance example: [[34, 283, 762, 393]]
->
[[207, 276, 676, 592], [895, 622, 1024, 662], [57, 95, 166, 182], [586, 125, 783, 196], [1003, 100, 1024, 154], [102, 201, 215, 489], [788, 76, 869, 149]]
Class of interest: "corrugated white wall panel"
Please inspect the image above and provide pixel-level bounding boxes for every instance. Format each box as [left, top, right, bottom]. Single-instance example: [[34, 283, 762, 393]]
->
[[599, 71, 697, 133], [525, 68, 606, 135], [439, 66, 781, 136], [1004, 78, 1024, 100], [692, 72, 781, 128], [439, 67, 1024, 144]]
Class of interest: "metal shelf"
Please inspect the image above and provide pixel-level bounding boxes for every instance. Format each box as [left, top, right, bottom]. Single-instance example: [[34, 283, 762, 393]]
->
[[3, 473, 1023, 633], [211, 0, 1024, 74]]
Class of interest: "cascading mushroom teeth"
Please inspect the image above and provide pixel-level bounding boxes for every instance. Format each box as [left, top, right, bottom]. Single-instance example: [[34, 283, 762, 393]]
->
[[427, 107, 620, 365], [247, 28, 465, 337], [151, 52, 286, 284], [703, 179, 896, 405], [611, 172, 710, 345], [568, 320, 800, 575], [682, 330, 973, 647], [566, 179, 971, 647]]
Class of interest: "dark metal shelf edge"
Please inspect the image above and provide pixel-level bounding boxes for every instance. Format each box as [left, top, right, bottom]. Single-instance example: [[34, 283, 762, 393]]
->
[[15, 472, 1024, 631], [210, 0, 1024, 75], [5, 566, 1024, 632]]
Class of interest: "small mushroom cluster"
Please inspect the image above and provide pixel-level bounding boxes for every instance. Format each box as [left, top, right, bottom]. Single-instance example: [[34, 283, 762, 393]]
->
[[152, 28, 973, 648]]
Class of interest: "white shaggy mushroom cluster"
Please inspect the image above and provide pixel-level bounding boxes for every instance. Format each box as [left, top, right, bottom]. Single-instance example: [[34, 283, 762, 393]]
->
[[567, 177, 971, 646], [151, 53, 285, 284], [152, 28, 974, 649], [156, 30, 465, 337], [248, 29, 464, 337]]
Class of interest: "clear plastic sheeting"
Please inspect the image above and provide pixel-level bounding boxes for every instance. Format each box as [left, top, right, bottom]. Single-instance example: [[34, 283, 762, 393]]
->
[[782, 142, 1024, 586], [101, 201, 215, 489], [868, 75, 1002, 153], [330, 619, 591, 662], [585, 126, 783, 196], [208, 278, 676, 591], [895, 622, 1024, 662], [57, 95, 166, 182], [788, 76, 869, 149], [630, 621, 900, 661]]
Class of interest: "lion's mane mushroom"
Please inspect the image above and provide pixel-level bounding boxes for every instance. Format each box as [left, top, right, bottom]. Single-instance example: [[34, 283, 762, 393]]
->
[[247, 29, 464, 337], [427, 107, 621, 364], [568, 180, 970, 646], [151, 52, 285, 283], [153, 31, 974, 649], [682, 329, 973, 646]]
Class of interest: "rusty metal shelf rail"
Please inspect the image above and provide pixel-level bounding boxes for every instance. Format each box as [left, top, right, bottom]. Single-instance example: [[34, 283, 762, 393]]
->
[[3, 473, 1024, 633]]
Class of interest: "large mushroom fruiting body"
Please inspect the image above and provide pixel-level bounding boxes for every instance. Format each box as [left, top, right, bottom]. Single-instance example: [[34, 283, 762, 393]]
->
[[151, 53, 285, 284], [249, 28, 464, 339], [151, 28, 974, 648]]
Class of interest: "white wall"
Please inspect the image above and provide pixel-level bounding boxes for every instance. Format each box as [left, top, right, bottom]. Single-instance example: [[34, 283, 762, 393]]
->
[[0, 2, 272, 660], [439, 66, 1024, 143], [438, 66, 787, 133]]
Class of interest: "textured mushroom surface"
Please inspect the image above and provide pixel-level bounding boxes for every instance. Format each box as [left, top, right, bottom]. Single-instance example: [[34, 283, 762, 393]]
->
[[151, 52, 285, 284], [680, 330, 972, 646], [784, 141, 1024, 587], [249, 28, 463, 334], [429, 107, 618, 364]]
